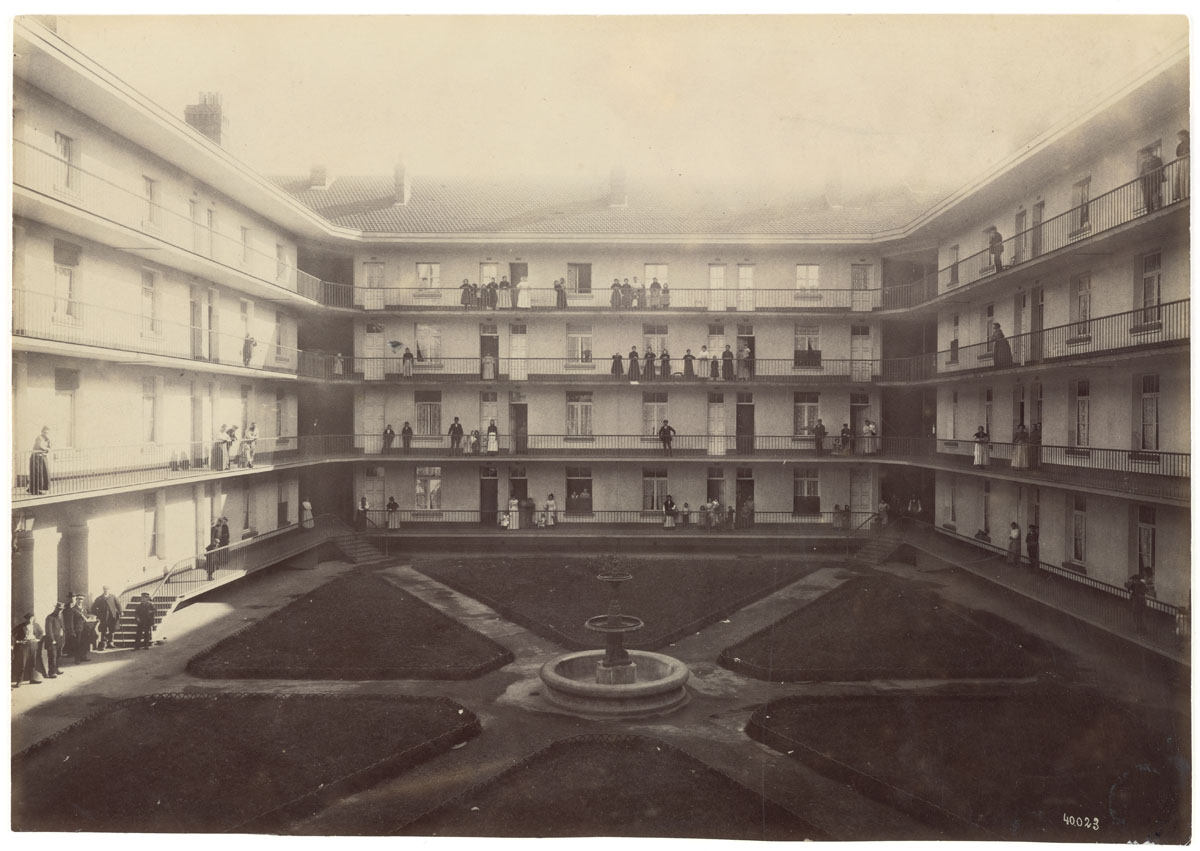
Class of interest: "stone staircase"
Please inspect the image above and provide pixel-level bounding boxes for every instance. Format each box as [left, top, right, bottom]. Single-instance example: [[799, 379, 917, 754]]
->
[[850, 521, 907, 567], [112, 594, 175, 648], [331, 535, 387, 564]]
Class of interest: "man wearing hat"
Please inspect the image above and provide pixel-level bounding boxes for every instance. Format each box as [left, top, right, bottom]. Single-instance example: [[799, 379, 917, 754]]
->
[[11, 612, 45, 687], [65, 593, 91, 662], [134, 593, 157, 650], [44, 602, 66, 677], [92, 585, 122, 651]]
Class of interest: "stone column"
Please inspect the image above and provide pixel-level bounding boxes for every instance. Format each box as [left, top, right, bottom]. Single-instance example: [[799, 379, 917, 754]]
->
[[11, 530, 35, 623], [64, 522, 89, 606]]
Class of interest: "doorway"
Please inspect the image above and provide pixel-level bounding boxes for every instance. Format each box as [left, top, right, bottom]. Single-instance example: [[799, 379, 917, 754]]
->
[[508, 324, 527, 380], [363, 322, 385, 380], [736, 471, 755, 526], [1012, 291, 1027, 365], [508, 467, 528, 502], [509, 262, 528, 288], [510, 397, 528, 455], [480, 467, 498, 526], [1031, 202, 1044, 258], [1029, 286, 1044, 362], [850, 393, 871, 436], [849, 469, 873, 524], [707, 392, 726, 456], [708, 265, 726, 312], [207, 288, 220, 363], [190, 289, 204, 359], [736, 325, 755, 379], [480, 323, 499, 379], [851, 264, 873, 312], [850, 325, 872, 382], [735, 393, 755, 455], [362, 389, 385, 454]]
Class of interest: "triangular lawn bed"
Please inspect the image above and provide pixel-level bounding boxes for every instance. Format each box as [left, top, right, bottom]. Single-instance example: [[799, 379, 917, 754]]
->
[[720, 573, 1054, 681], [188, 572, 513, 679], [13, 693, 480, 833], [747, 686, 1188, 842], [413, 555, 817, 651], [400, 734, 824, 839]]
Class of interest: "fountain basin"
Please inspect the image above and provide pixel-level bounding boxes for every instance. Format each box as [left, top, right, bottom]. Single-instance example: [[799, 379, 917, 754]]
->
[[539, 650, 690, 718]]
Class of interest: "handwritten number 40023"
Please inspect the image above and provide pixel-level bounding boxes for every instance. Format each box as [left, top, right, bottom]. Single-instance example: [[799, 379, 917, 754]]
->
[[1063, 814, 1100, 831]]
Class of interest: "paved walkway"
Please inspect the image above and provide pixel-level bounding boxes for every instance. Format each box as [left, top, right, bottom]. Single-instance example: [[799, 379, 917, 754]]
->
[[10, 540, 1188, 839]]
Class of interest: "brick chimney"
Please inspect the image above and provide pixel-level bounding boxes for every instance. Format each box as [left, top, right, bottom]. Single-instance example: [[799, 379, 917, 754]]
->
[[309, 165, 330, 190], [608, 167, 627, 207], [393, 160, 411, 206], [184, 92, 229, 146]]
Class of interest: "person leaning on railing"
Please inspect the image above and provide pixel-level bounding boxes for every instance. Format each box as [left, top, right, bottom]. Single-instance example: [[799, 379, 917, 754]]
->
[[27, 426, 52, 495]]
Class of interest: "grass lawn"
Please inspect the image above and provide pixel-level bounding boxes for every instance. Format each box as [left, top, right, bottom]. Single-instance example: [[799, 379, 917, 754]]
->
[[401, 734, 823, 839], [188, 573, 513, 679], [747, 686, 1189, 843], [721, 573, 1055, 681], [414, 555, 819, 650], [13, 694, 480, 833]]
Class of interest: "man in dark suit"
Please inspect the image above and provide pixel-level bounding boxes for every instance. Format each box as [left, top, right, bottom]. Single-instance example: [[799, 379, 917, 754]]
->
[[44, 602, 66, 676], [11, 613, 44, 687], [91, 585, 122, 650], [134, 593, 157, 650], [448, 417, 464, 454], [65, 594, 92, 662]]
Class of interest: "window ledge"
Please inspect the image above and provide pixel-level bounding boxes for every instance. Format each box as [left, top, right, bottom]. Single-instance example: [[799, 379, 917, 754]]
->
[[1065, 335, 1092, 346], [1129, 322, 1162, 335], [946, 356, 958, 365], [1061, 560, 1088, 575], [941, 522, 957, 532]]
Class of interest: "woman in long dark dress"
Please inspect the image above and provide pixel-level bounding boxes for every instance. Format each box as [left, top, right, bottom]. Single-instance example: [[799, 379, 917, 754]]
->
[[610, 279, 622, 309], [627, 346, 641, 382], [610, 352, 624, 379], [659, 350, 671, 380], [28, 426, 51, 495], [722, 345, 735, 380], [991, 322, 1013, 367], [682, 349, 695, 379], [459, 279, 472, 308], [621, 280, 634, 310], [709, 350, 721, 379], [643, 348, 657, 380], [554, 279, 568, 309]]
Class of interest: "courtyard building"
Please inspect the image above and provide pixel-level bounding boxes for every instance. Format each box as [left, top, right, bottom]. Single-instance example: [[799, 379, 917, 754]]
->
[[10, 18, 1190, 630]]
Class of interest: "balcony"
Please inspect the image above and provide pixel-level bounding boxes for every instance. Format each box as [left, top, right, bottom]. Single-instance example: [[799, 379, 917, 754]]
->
[[14, 433, 1187, 505], [882, 156, 1190, 310], [13, 139, 305, 301]]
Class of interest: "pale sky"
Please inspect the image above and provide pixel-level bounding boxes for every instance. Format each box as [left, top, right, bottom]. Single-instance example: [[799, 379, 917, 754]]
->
[[50, 15, 1190, 195]]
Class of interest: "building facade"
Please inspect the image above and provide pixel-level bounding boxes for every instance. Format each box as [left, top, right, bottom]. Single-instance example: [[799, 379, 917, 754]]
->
[[11, 19, 1191, 622]]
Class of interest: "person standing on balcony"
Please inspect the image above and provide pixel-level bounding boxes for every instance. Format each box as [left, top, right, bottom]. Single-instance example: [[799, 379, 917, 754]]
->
[[212, 424, 227, 470], [242, 423, 258, 467], [973, 426, 991, 467], [386, 496, 400, 529], [663, 494, 677, 529], [681, 349, 695, 380], [483, 278, 498, 310], [516, 277, 532, 309], [486, 420, 499, 456], [1025, 524, 1039, 570], [649, 278, 662, 309], [697, 346, 711, 381], [1011, 422, 1030, 468], [736, 343, 750, 380], [610, 351, 624, 380], [356, 497, 370, 531], [610, 278, 623, 310], [658, 419, 676, 457], [448, 417, 464, 453], [218, 517, 231, 549], [482, 352, 497, 381], [1007, 521, 1022, 564], [1029, 422, 1042, 469], [722, 345, 735, 381], [987, 226, 1004, 272], [660, 349, 672, 380], [401, 422, 413, 453], [227, 425, 241, 467], [627, 346, 640, 382], [621, 278, 634, 310], [133, 593, 156, 650], [1140, 148, 1164, 213], [634, 277, 647, 310], [862, 419, 878, 454], [44, 602, 65, 677], [382, 424, 396, 454], [498, 276, 512, 309], [459, 279, 472, 309], [840, 423, 854, 456], [554, 278, 568, 310], [990, 323, 1013, 367], [544, 493, 558, 527], [300, 498, 314, 530], [813, 419, 827, 455], [27, 425, 51, 496], [1174, 130, 1189, 201], [507, 496, 520, 531], [643, 347, 657, 381], [91, 586, 121, 651], [402, 347, 415, 377], [661, 282, 671, 309]]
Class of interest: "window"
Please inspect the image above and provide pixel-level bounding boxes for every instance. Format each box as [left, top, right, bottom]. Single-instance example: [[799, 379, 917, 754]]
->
[[566, 391, 593, 437], [643, 323, 668, 355], [1139, 251, 1162, 323], [414, 391, 442, 436], [239, 299, 252, 340], [416, 262, 440, 288], [1073, 380, 1090, 447], [795, 264, 819, 291], [142, 377, 158, 444], [793, 392, 819, 436], [949, 314, 960, 363], [642, 392, 668, 436], [1140, 374, 1159, 451], [140, 269, 159, 334], [948, 477, 958, 524], [276, 244, 287, 280], [1071, 495, 1087, 563], [143, 176, 159, 226], [738, 265, 754, 287], [275, 390, 285, 438], [1071, 273, 1091, 336], [707, 323, 726, 354], [277, 480, 290, 527], [982, 304, 995, 352], [205, 209, 217, 257], [1013, 210, 1027, 264], [1071, 176, 1091, 232], [240, 385, 251, 431], [144, 493, 159, 558], [274, 311, 284, 358], [793, 467, 820, 515], [566, 324, 593, 364], [54, 132, 78, 191], [794, 325, 821, 367], [948, 245, 959, 286], [1032, 381, 1043, 427], [642, 468, 668, 511], [416, 324, 442, 363], [707, 467, 725, 504], [984, 388, 993, 436], [644, 264, 669, 287], [981, 481, 991, 535], [52, 240, 80, 319], [950, 390, 958, 440], [54, 368, 79, 448], [566, 467, 593, 513], [480, 263, 499, 287], [240, 227, 252, 265], [567, 263, 592, 294], [415, 467, 442, 510], [242, 479, 253, 533], [1137, 506, 1156, 579]]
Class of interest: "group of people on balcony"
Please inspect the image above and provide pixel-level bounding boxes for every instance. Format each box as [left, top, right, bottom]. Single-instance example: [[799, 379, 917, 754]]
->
[[213, 423, 258, 470], [459, 277, 535, 310], [973, 422, 1041, 469], [609, 277, 672, 310], [611, 343, 753, 382]]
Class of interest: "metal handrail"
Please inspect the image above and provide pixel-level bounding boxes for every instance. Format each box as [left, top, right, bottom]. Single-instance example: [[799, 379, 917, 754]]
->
[[354, 507, 875, 529]]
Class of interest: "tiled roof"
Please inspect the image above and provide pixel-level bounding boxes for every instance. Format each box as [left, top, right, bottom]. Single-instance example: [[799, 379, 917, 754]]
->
[[270, 174, 946, 237]]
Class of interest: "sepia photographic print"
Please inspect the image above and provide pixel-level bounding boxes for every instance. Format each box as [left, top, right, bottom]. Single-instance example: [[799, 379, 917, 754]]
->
[[8, 11, 1192, 843]]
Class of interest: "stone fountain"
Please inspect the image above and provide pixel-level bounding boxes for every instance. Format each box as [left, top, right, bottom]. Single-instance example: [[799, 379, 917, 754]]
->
[[538, 569, 690, 718]]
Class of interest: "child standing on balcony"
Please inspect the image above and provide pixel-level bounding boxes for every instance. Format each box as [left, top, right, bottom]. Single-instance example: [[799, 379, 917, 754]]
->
[[242, 423, 258, 467]]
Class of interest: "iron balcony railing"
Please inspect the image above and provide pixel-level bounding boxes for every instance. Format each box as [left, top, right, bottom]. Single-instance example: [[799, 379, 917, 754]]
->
[[13, 288, 302, 373], [14, 139, 307, 298], [16, 433, 1187, 503], [882, 156, 1190, 309], [355, 507, 877, 531]]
